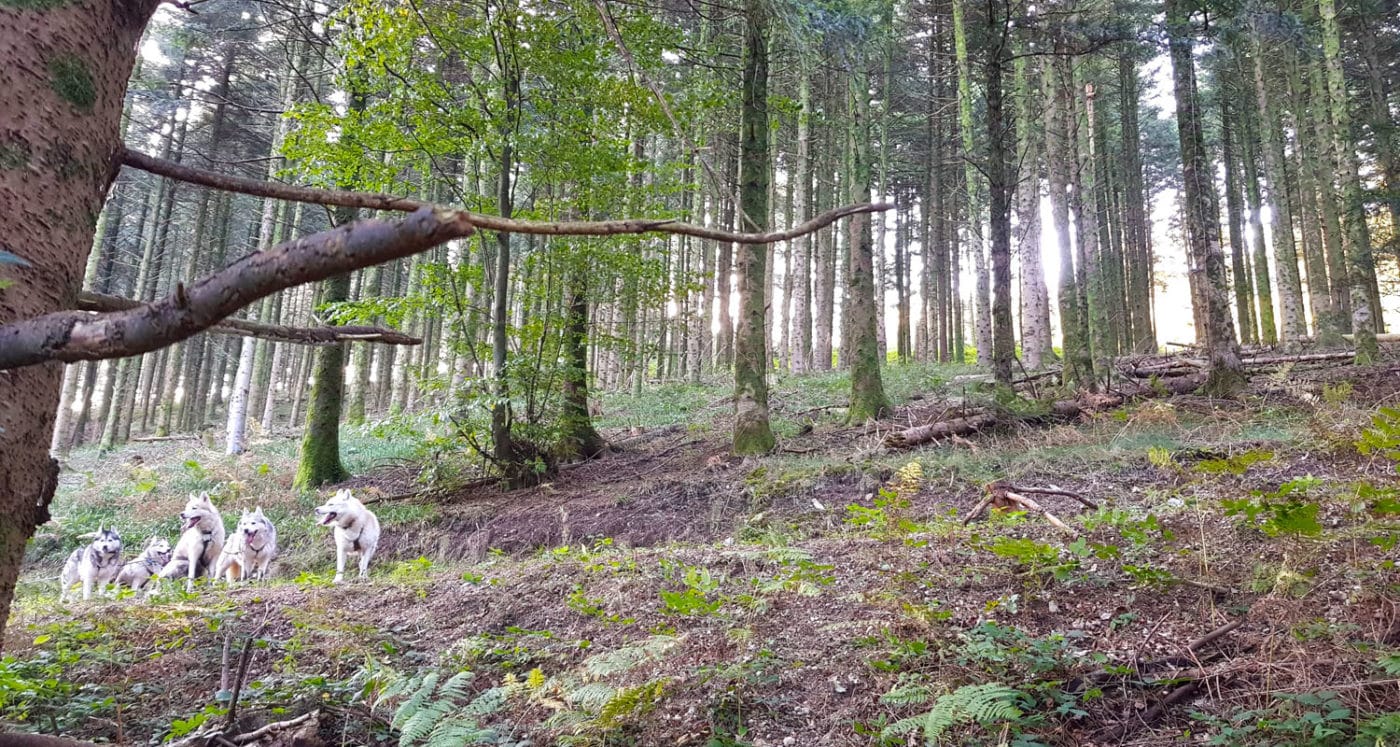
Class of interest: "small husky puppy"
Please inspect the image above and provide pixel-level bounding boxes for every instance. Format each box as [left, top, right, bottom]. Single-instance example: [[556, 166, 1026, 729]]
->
[[117, 536, 174, 591], [215, 507, 278, 582], [314, 489, 381, 583], [60, 526, 124, 601], [153, 491, 226, 593]]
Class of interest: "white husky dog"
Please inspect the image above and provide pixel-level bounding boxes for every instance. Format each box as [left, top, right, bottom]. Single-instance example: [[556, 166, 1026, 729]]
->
[[215, 507, 278, 582], [153, 491, 225, 593], [59, 526, 123, 601], [116, 536, 173, 591], [314, 489, 381, 583]]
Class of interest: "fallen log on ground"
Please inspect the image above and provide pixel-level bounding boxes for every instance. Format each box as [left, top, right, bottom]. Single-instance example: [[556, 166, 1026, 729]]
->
[[885, 376, 1203, 450]]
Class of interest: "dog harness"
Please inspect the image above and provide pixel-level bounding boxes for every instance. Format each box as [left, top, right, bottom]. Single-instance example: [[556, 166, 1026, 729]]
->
[[195, 530, 215, 574]]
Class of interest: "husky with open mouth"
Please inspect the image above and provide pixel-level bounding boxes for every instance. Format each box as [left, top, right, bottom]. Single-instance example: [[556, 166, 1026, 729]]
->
[[215, 507, 278, 582], [313, 489, 380, 583], [152, 491, 225, 594]]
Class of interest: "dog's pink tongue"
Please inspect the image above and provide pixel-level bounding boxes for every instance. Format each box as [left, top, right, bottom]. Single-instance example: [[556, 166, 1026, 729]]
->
[[184, 516, 200, 530]]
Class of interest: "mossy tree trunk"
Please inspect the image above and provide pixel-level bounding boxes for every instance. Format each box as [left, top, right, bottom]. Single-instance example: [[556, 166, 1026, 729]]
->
[[561, 263, 605, 460], [845, 52, 891, 422], [732, 0, 775, 455], [293, 87, 367, 489]]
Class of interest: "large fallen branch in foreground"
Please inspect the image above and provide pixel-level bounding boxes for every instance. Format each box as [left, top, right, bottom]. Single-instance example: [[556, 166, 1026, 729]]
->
[[122, 147, 892, 245], [78, 291, 421, 346], [0, 208, 470, 369]]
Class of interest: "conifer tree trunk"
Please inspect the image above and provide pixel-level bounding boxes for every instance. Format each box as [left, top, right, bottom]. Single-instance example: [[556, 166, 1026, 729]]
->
[[791, 68, 813, 373], [1076, 81, 1110, 377], [984, 1, 1016, 386], [562, 265, 605, 459], [813, 136, 836, 371], [845, 57, 891, 421], [1317, 0, 1381, 361], [951, 0, 991, 365], [1239, 108, 1278, 343], [1250, 30, 1307, 346], [1167, 0, 1244, 394], [1046, 56, 1093, 386], [732, 0, 776, 454], [1015, 54, 1052, 369], [1306, 61, 1353, 330], [0, 0, 163, 650], [1118, 50, 1157, 353], [1220, 100, 1257, 344]]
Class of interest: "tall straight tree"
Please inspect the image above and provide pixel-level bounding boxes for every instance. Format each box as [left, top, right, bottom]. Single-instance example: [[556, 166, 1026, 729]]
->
[[984, 0, 1016, 385], [844, 37, 890, 421], [1166, 0, 1244, 395], [951, 0, 992, 364], [732, 0, 775, 454], [1317, 0, 1381, 362], [1015, 53, 1052, 369], [1045, 54, 1093, 386]]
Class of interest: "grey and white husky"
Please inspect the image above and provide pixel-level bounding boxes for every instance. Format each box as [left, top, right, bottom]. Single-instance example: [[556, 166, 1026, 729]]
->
[[116, 536, 173, 591], [59, 526, 123, 601], [152, 491, 225, 593], [314, 489, 380, 583], [215, 507, 278, 582]]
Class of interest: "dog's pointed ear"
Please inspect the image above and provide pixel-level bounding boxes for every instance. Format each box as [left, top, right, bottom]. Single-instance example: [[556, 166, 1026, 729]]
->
[[97, 523, 104, 534]]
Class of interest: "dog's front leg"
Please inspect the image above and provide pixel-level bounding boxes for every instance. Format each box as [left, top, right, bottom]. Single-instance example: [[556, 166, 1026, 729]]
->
[[82, 572, 94, 601], [334, 543, 346, 584], [185, 549, 198, 593]]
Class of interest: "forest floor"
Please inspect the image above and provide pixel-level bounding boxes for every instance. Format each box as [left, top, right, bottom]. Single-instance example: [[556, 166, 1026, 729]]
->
[[5, 359, 1400, 746]]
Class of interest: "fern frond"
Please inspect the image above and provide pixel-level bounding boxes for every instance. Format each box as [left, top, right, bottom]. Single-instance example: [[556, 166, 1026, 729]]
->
[[567, 682, 617, 711], [392, 672, 441, 729], [924, 683, 1025, 741], [399, 698, 455, 747], [583, 635, 678, 678], [461, 686, 509, 718], [435, 671, 476, 705], [880, 715, 926, 739], [597, 680, 666, 727], [880, 682, 933, 706], [424, 717, 494, 747]]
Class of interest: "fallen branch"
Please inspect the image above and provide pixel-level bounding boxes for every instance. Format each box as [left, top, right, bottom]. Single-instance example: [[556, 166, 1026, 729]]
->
[[885, 413, 999, 450], [1004, 485, 1099, 510], [0, 208, 471, 370], [122, 147, 891, 245], [1003, 491, 1076, 535], [131, 434, 199, 443], [886, 376, 1203, 450], [1186, 617, 1245, 653], [230, 710, 318, 744], [1178, 577, 1233, 595], [79, 291, 421, 346]]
